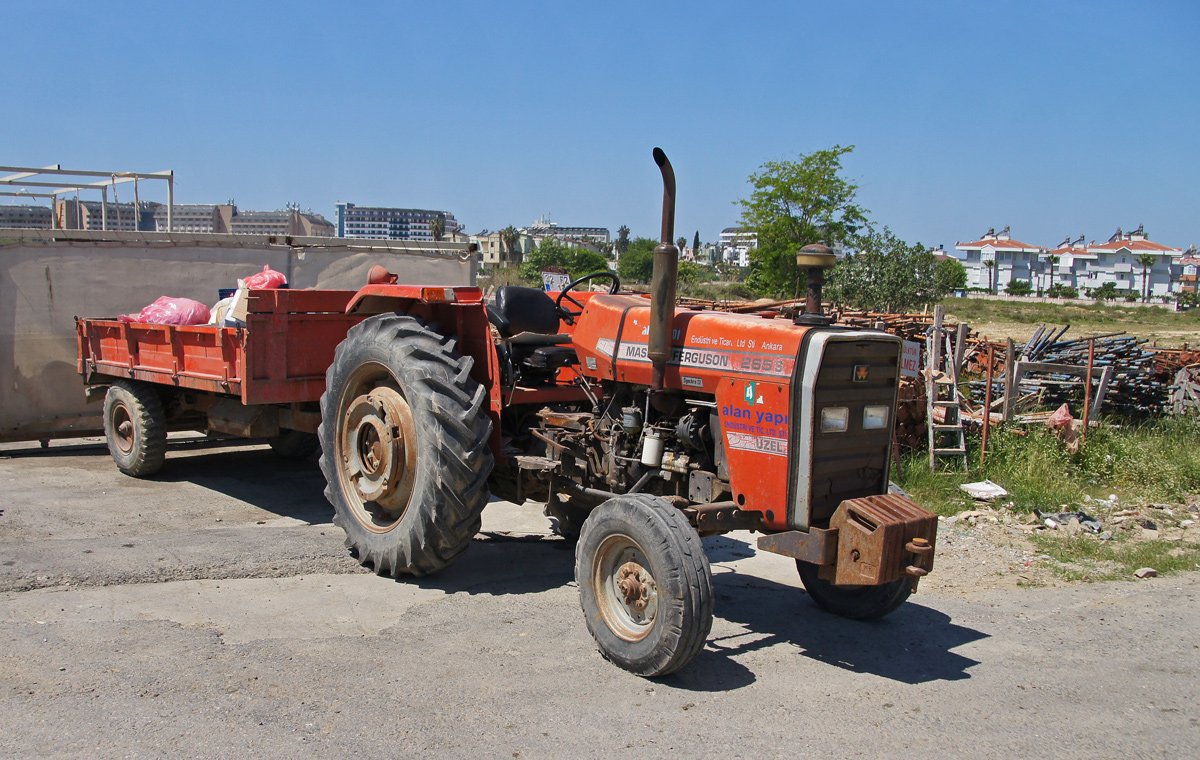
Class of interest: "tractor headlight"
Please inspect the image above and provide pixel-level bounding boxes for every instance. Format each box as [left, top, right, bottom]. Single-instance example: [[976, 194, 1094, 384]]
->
[[863, 405, 890, 430], [820, 406, 849, 433]]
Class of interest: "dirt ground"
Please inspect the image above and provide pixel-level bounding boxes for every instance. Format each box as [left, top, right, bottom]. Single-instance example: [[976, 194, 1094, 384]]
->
[[918, 497, 1200, 593]]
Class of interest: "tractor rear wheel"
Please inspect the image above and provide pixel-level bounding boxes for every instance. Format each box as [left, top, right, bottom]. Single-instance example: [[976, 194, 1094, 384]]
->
[[268, 430, 319, 460], [576, 494, 713, 677], [319, 313, 493, 577], [795, 561, 912, 620], [103, 380, 167, 477]]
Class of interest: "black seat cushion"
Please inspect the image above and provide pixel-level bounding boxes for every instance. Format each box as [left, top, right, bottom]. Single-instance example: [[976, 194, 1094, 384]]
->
[[491, 286, 562, 338], [523, 345, 579, 371]]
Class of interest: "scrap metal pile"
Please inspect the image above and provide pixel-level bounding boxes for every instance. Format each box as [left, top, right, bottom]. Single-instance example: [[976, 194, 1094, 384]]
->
[[679, 296, 1199, 426], [970, 326, 1200, 418]]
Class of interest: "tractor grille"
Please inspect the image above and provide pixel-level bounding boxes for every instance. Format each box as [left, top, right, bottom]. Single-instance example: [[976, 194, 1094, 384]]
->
[[803, 338, 900, 527]]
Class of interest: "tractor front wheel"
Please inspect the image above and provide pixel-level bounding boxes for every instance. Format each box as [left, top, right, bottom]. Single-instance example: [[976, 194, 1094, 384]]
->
[[103, 380, 167, 477], [319, 313, 493, 577], [576, 494, 713, 677], [795, 561, 912, 620]]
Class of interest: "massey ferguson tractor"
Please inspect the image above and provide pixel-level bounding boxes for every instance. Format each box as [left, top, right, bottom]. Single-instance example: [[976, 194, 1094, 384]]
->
[[79, 149, 937, 677]]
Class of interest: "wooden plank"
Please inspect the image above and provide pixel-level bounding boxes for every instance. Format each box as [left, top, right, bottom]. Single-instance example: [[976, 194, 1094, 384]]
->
[[1090, 365, 1114, 419]]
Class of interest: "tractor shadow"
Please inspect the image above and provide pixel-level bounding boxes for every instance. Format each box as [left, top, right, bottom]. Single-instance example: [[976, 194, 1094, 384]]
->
[[2, 435, 332, 524], [663, 568, 987, 693], [152, 444, 333, 525]]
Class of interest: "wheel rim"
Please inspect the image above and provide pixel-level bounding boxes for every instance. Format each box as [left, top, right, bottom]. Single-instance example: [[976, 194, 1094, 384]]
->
[[336, 362, 418, 533], [592, 534, 658, 642], [111, 402, 135, 456]]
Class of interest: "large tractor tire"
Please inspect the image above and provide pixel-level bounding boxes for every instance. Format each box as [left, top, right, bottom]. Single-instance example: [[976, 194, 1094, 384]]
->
[[268, 430, 320, 460], [795, 561, 912, 620], [576, 494, 713, 677], [319, 313, 493, 577], [103, 380, 168, 477]]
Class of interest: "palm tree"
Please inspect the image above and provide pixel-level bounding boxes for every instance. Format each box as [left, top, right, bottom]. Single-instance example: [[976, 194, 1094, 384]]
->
[[1136, 253, 1156, 302], [616, 225, 630, 256], [1046, 254, 1060, 295], [500, 225, 520, 266], [984, 259, 996, 293]]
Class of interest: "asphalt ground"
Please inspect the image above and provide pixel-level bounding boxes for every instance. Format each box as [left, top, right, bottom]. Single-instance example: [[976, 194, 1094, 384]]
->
[[1, 435, 1197, 759]]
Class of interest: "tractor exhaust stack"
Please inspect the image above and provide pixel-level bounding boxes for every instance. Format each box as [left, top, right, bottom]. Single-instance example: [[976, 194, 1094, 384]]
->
[[649, 147, 678, 391]]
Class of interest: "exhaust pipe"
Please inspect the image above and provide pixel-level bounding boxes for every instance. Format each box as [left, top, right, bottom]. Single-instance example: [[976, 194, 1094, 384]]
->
[[649, 147, 678, 391]]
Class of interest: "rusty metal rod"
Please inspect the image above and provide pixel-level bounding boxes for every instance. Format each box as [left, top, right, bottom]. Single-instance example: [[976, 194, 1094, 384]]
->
[[981, 343, 994, 469], [1082, 337, 1094, 442]]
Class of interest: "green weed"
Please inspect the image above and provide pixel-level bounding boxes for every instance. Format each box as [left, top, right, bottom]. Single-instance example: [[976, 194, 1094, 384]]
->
[[1031, 533, 1200, 581]]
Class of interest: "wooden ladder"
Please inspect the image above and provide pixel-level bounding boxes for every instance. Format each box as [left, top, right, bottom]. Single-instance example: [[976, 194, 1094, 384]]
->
[[927, 305, 969, 471]]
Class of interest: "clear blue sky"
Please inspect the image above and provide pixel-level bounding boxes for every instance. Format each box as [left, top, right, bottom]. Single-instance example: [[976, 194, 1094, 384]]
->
[[4, 1, 1197, 251]]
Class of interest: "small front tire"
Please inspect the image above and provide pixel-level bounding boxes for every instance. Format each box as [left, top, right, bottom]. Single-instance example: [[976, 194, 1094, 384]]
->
[[576, 494, 713, 677], [796, 561, 912, 620]]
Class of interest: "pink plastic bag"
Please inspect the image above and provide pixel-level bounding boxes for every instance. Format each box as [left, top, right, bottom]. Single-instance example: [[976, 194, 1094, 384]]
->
[[119, 296, 211, 326], [243, 265, 287, 289]]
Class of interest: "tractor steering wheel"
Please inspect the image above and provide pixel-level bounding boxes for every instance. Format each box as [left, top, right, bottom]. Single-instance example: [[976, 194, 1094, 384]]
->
[[555, 272, 621, 325]]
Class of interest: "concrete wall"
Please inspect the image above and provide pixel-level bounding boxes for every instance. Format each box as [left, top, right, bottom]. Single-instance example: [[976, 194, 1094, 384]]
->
[[0, 229, 475, 441]]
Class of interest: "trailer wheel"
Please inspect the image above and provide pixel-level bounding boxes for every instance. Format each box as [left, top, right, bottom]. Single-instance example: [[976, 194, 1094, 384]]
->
[[103, 380, 167, 477], [319, 313, 493, 577], [576, 494, 713, 677], [795, 561, 912, 620], [268, 430, 319, 460]]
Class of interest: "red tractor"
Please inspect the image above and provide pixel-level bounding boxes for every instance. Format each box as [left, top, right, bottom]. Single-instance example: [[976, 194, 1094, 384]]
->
[[80, 150, 936, 677]]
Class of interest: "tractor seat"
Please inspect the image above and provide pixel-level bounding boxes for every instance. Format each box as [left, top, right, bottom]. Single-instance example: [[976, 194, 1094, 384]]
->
[[488, 286, 570, 344], [523, 345, 579, 372]]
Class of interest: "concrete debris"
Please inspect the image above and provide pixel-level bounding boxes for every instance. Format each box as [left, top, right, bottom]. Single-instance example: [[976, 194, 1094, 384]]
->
[[1133, 567, 1158, 579], [1035, 510, 1103, 533], [959, 480, 1009, 501]]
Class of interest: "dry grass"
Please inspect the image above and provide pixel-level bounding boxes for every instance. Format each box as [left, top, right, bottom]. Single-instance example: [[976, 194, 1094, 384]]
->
[[941, 297, 1200, 348]]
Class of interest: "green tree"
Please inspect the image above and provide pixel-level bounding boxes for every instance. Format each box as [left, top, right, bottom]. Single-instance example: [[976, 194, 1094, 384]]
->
[[1045, 253, 1060, 293], [677, 236, 687, 255], [617, 236, 658, 283], [500, 225, 520, 265], [826, 227, 945, 313], [737, 145, 868, 298], [519, 238, 608, 281], [1046, 283, 1078, 299], [1136, 253, 1156, 302], [984, 259, 996, 293], [431, 215, 445, 242], [692, 231, 701, 256], [933, 257, 967, 294], [615, 225, 631, 256], [1087, 282, 1119, 301], [1005, 279, 1033, 296]]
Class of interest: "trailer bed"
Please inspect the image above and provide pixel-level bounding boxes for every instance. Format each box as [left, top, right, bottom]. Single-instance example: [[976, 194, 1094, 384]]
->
[[77, 289, 366, 405]]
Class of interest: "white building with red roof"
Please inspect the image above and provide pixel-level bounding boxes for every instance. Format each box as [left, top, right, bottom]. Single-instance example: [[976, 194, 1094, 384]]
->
[[1040, 235, 1090, 293], [954, 225, 1185, 299], [1080, 226, 1182, 299], [954, 226, 1044, 293]]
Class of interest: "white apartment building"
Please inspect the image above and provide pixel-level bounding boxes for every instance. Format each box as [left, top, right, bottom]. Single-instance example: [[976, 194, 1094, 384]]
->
[[955, 225, 1184, 297], [718, 227, 756, 267]]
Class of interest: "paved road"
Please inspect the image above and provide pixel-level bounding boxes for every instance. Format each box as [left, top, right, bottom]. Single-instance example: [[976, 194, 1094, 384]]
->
[[1, 437, 1197, 759]]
